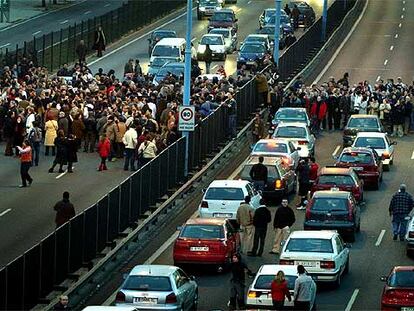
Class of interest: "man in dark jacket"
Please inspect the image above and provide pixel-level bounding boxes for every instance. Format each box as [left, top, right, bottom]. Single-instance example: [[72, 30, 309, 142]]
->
[[389, 184, 414, 241], [270, 198, 295, 254], [248, 198, 271, 257], [228, 253, 254, 310], [296, 158, 310, 209], [75, 40, 87, 65], [53, 192, 75, 228], [249, 156, 268, 191], [204, 44, 213, 74]]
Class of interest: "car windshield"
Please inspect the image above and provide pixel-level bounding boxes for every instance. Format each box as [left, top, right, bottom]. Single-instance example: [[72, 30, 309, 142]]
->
[[253, 142, 288, 153], [388, 271, 414, 287], [153, 31, 176, 40], [339, 152, 373, 164], [152, 45, 180, 57], [285, 238, 333, 253], [240, 44, 265, 53], [311, 198, 348, 211], [201, 36, 223, 45], [318, 175, 354, 185], [275, 126, 306, 138], [205, 187, 245, 200], [275, 110, 307, 122], [255, 274, 297, 290], [240, 165, 280, 179], [180, 224, 225, 239], [200, 0, 219, 5], [245, 37, 266, 44], [151, 58, 175, 67], [123, 276, 172, 291], [210, 29, 229, 38], [354, 137, 386, 149], [348, 118, 379, 128], [211, 12, 233, 22], [267, 15, 290, 24]]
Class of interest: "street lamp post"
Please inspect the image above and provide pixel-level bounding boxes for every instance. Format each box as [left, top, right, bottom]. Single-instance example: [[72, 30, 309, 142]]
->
[[183, 0, 193, 177], [321, 0, 328, 41], [273, 0, 282, 66]]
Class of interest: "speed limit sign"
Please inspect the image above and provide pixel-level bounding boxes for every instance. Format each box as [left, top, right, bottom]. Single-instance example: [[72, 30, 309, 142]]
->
[[178, 106, 195, 131]]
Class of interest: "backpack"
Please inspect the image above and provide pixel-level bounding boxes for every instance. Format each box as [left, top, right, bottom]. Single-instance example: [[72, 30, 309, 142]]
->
[[29, 127, 42, 143]]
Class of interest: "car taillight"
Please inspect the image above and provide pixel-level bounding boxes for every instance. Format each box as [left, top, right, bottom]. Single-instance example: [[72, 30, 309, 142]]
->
[[382, 152, 390, 159], [298, 140, 308, 145], [115, 291, 125, 303], [248, 290, 258, 298], [200, 201, 208, 208], [409, 231, 414, 238], [166, 293, 177, 304], [281, 156, 292, 166], [279, 259, 294, 265], [348, 201, 354, 221], [275, 179, 284, 189], [320, 261, 335, 269]]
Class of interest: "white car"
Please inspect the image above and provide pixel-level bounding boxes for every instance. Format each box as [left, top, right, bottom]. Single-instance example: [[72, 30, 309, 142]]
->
[[351, 132, 396, 171], [209, 28, 237, 53], [405, 215, 414, 256], [272, 122, 315, 158], [199, 180, 262, 219], [247, 265, 316, 309], [251, 138, 300, 169], [197, 34, 226, 61], [279, 230, 350, 287]]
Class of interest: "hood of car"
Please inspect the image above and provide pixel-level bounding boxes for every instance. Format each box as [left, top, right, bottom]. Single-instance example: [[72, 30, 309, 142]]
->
[[209, 20, 235, 27], [238, 52, 264, 61]]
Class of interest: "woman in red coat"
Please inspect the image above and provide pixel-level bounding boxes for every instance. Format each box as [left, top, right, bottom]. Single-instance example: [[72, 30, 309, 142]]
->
[[271, 270, 292, 310], [310, 96, 327, 133], [97, 135, 111, 171]]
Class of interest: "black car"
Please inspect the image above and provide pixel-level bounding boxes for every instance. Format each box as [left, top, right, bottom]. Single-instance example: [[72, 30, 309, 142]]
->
[[239, 156, 296, 200], [342, 114, 384, 147], [147, 30, 177, 56], [237, 42, 267, 69], [304, 190, 361, 242], [208, 9, 238, 33]]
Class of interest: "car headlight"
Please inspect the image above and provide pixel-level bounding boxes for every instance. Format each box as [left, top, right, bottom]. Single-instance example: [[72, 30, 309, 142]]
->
[[216, 6, 222, 10], [198, 45, 206, 53], [199, 7, 206, 11], [238, 56, 245, 61]]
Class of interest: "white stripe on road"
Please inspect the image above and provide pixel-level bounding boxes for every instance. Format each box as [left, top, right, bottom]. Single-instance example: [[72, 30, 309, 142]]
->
[[401, 15, 404, 19], [191, 37, 197, 42], [395, 33, 399, 38], [403, 7, 405, 11], [390, 45, 394, 51], [399, 23, 402, 28], [212, 64, 218, 70], [60, 19, 69, 25], [332, 145, 341, 157], [0, 43, 10, 49], [248, 0, 252, 3], [32, 30, 42, 36], [84, 10, 91, 15], [229, 158, 248, 180], [411, 151, 414, 160], [376, 75, 381, 82], [104, 3, 110, 7], [345, 289, 360, 311], [0, 209, 11, 217], [375, 229, 386, 246], [56, 166, 75, 179], [383, 59, 388, 66]]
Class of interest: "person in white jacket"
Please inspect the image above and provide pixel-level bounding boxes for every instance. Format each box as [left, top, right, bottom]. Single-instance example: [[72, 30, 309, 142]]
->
[[137, 136, 157, 167], [122, 124, 138, 171]]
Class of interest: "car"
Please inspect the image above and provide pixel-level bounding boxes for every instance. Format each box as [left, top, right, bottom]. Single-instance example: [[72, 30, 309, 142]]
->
[[405, 217, 414, 256], [334, 147, 383, 190], [83, 307, 140, 311], [153, 62, 185, 86], [380, 266, 414, 311], [258, 8, 293, 33], [251, 138, 300, 169], [147, 56, 180, 76], [173, 218, 240, 269], [246, 264, 316, 309], [352, 132, 396, 171], [197, 0, 222, 20], [272, 122, 315, 158], [287, 1, 316, 27], [279, 230, 350, 286], [239, 156, 296, 200], [197, 34, 226, 61], [242, 34, 272, 53], [236, 42, 267, 69], [147, 30, 177, 57], [209, 28, 237, 53], [270, 107, 311, 133], [343, 114, 384, 147], [198, 180, 262, 219], [208, 9, 238, 33], [310, 167, 364, 203], [304, 190, 361, 242], [115, 265, 198, 310], [257, 25, 286, 50]]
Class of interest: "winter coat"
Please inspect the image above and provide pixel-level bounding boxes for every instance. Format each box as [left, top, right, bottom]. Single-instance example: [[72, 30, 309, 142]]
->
[[54, 137, 68, 164], [44, 120, 58, 146], [98, 138, 111, 158], [58, 117, 69, 136], [66, 137, 78, 163], [71, 119, 85, 140], [273, 205, 295, 229], [54, 198, 75, 227], [256, 74, 269, 93], [114, 121, 127, 143], [310, 101, 327, 120]]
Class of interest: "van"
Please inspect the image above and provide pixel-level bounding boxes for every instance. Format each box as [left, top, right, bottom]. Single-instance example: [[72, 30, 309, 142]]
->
[[150, 38, 186, 63]]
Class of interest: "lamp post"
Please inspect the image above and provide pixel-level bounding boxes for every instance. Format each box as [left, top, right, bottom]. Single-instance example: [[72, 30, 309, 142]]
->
[[273, 0, 282, 66], [321, 0, 328, 41], [183, 0, 193, 177]]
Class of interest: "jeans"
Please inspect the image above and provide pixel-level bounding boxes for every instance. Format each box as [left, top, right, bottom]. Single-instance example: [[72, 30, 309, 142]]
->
[[20, 162, 33, 187], [31, 142, 40, 166], [253, 180, 265, 192], [251, 227, 267, 256], [229, 281, 245, 310], [392, 215, 408, 238], [45, 146, 56, 156], [124, 148, 135, 170], [205, 61, 211, 74], [228, 114, 237, 138], [392, 124, 403, 137]]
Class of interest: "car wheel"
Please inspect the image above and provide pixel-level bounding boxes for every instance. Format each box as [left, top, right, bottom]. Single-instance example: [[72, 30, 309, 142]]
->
[[348, 231, 355, 242], [390, 158, 394, 165], [373, 179, 380, 190], [383, 164, 390, 172], [191, 290, 198, 310], [344, 258, 349, 274], [334, 272, 342, 288], [356, 222, 361, 233]]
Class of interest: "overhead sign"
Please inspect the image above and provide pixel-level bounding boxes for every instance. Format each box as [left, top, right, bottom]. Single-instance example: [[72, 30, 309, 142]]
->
[[178, 106, 195, 131]]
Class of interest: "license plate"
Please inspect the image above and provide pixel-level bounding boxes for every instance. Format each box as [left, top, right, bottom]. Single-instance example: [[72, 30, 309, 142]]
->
[[246, 61, 255, 65], [190, 246, 209, 251], [330, 187, 339, 191], [353, 167, 363, 171], [402, 308, 414, 311], [295, 261, 316, 267], [134, 297, 157, 304], [213, 213, 233, 218]]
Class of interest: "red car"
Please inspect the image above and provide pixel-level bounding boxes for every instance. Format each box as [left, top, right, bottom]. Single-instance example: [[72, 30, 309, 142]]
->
[[334, 147, 383, 190], [311, 167, 364, 203], [381, 266, 414, 310], [173, 218, 240, 269]]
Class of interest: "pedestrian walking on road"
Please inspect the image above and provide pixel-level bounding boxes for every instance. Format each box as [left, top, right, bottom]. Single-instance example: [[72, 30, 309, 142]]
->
[[271, 270, 292, 310], [270, 198, 295, 254], [252, 112, 266, 143], [28, 120, 42, 166], [75, 40, 87, 65], [93, 26, 106, 57], [389, 184, 414, 241], [16, 140, 33, 188], [296, 158, 311, 210], [248, 198, 271, 257], [204, 44, 213, 74], [236, 196, 254, 254], [249, 155, 268, 191], [66, 134, 78, 173], [53, 191, 75, 228], [228, 253, 254, 310], [97, 135, 111, 171], [44, 117, 58, 156], [294, 265, 316, 311], [48, 130, 67, 173]]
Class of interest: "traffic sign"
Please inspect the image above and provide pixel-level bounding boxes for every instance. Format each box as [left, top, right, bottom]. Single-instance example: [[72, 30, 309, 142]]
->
[[178, 106, 195, 131]]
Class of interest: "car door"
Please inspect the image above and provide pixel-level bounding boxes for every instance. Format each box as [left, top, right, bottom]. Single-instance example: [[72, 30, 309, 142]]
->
[[288, 141, 299, 167], [334, 235, 348, 273], [176, 269, 193, 309], [247, 183, 261, 208], [385, 135, 395, 159], [351, 196, 361, 227]]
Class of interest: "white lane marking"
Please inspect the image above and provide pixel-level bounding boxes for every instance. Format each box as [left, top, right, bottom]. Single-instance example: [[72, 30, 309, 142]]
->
[[313, 0, 369, 84], [401, 15, 404, 19], [191, 37, 197, 42], [56, 166, 75, 179], [395, 33, 399, 38], [403, 0, 406, 4], [0, 43, 10, 49], [376, 75, 381, 82], [84, 10, 91, 15], [411, 150, 414, 160], [403, 7, 405, 11], [399, 23, 402, 28], [345, 289, 360, 311], [235, 8, 242, 12], [390, 45, 394, 51], [332, 145, 341, 157], [60, 19, 69, 24], [32, 30, 41, 36], [248, 0, 252, 3], [0, 209, 11, 217], [212, 64, 218, 70], [375, 229, 386, 246], [384, 59, 388, 66], [89, 8, 197, 66], [104, 3, 110, 7]]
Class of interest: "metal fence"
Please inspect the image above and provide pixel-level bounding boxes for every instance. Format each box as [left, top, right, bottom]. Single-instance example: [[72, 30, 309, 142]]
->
[[0, 0, 186, 71]]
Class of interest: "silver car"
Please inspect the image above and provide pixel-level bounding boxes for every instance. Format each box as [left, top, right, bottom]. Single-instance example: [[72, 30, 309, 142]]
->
[[115, 265, 198, 310], [251, 138, 300, 169], [209, 28, 237, 53], [272, 122, 315, 158]]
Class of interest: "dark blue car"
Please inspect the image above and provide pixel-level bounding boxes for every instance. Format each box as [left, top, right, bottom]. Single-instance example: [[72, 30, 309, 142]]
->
[[237, 42, 267, 69]]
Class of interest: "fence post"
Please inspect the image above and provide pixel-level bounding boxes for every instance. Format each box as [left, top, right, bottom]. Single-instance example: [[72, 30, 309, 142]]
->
[[50, 31, 54, 72], [59, 29, 63, 68], [15, 44, 18, 65], [73, 22, 77, 65]]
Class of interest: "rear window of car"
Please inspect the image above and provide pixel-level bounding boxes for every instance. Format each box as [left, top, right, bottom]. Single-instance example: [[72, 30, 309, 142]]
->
[[205, 187, 244, 200], [275, 126, 306, 138], [123, 276, 172, 291], [348, 118, 379, 128], [275, 110, 307, 122], [339, 152, 373, 164], [388, 271, 414, 287], [318, 175, 354, 185], [311, 198, 348, 211], [240, 165, 280, 179], [254, 274, 297, 290], [253, 142, 288, 153], [354, 137, 386, 149], [180, 225, 224, 239], [285, 238, 333, 253]]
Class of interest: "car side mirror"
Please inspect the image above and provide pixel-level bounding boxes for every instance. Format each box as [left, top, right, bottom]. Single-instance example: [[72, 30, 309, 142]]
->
[[344, 243, 352, 248], [391, 141, 397, 145], [202, 188, 206, 193], [176, 226, 182, 231], [190, 275, 196, 281], [380, 276, 387, 282]]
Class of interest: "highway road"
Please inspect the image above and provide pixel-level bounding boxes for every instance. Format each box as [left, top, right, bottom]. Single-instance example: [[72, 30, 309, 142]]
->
[[81, 0, 414, 310]]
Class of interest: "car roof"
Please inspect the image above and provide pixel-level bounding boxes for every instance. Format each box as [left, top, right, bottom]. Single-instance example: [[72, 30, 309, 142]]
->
[[348, 114, 379, 119], [392, 266, 414, 272], [277, 122, 308, 128], [247, 155, 283, 166], [355, 132, 387, 138], [153, 30, 176, 35], [202, 33, 223, 38], [161, 62, 185, 68], [288, 230, 338, 239], [185, 218, 226, 226], [210, 28, 231, 32], [312, 190, 350, 199], [255, 139, 289, 145], [258, 264, 299, 275], [319, 167, 353, 175], [208, 179, 250, 187], [129, 265, 177, 276], [246, 34, 268, 39], [277, 107, 307, 113], [214, 8, 234, 13], [82, 307, 140, 311], [156, 37, 185, 46], [342, 147, 374, 154]]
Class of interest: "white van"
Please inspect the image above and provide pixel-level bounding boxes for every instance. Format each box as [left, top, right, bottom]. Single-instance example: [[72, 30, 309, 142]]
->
[[150, 38, 186, 63]]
